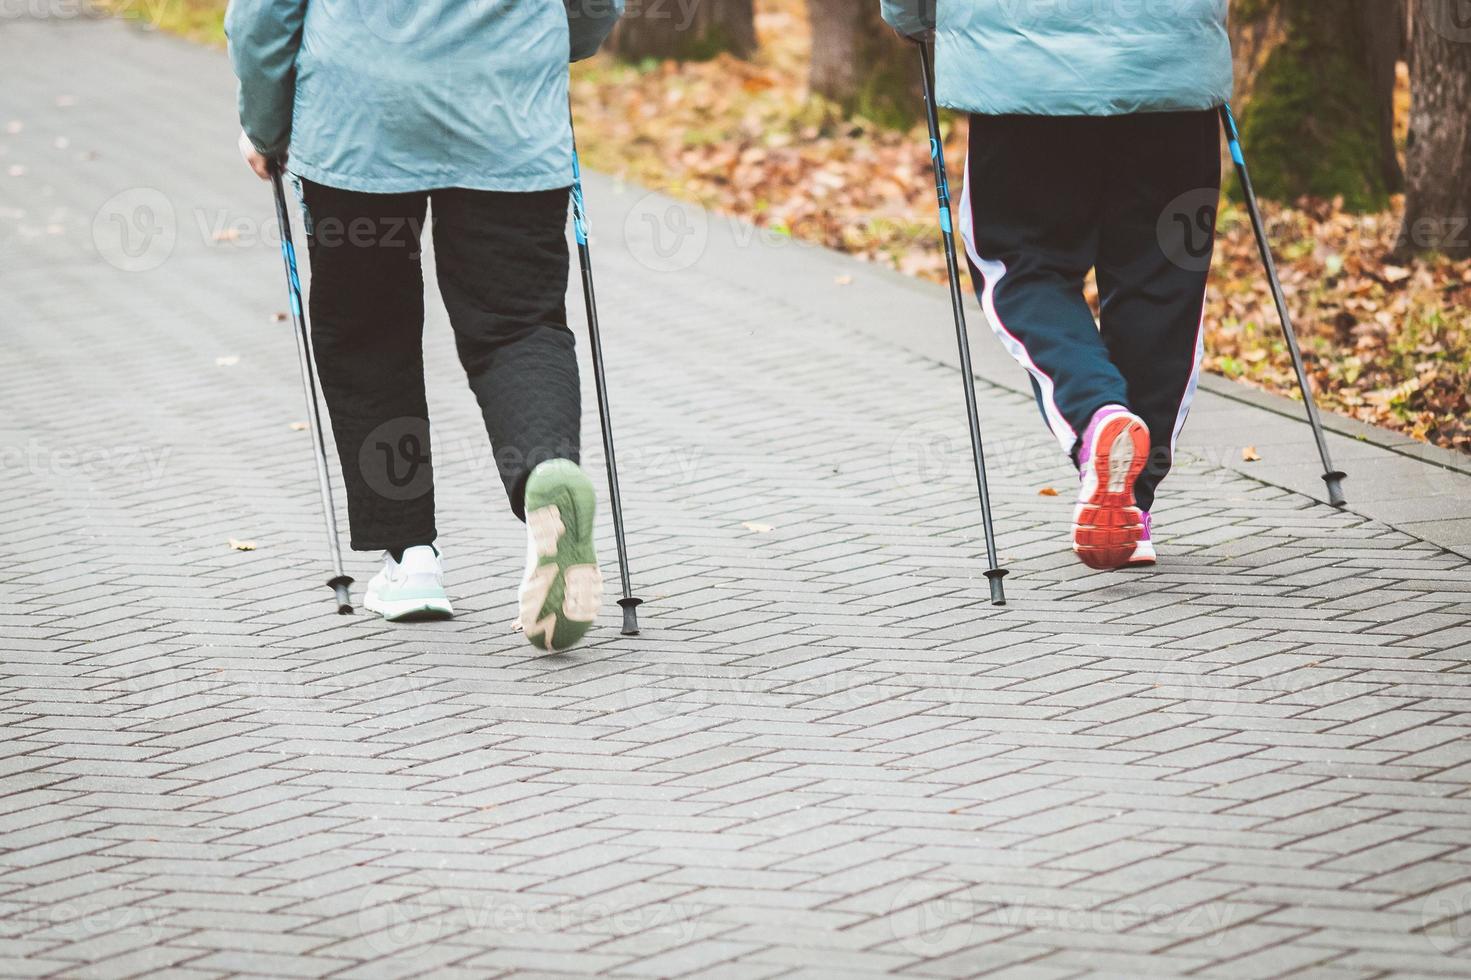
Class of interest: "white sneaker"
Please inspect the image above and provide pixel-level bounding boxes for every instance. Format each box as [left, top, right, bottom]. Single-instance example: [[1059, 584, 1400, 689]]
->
[[362, 545, 454, 621]]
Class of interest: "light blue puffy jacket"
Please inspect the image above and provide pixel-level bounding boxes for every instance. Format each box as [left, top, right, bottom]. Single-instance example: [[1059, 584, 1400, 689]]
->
[[881, 0, 1232, 116], [226, 0, 623, 193]]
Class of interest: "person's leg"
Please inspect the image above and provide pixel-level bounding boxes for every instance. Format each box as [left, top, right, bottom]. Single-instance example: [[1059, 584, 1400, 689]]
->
[[960, 113, 1128, 461], [430, 186, 599, 651], [429, 187, 581, 520], [299, 179, 435, 553], [1096, 109, 1221, 515], [962, 115, 1152, 570]]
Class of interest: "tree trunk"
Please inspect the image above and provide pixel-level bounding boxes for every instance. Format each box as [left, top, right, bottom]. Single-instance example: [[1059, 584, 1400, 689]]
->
[[806, 0, 919, 128], [1360, 0, 1407, 195], [1229, 0, 1402, 211], [1397, 0, 1471, 259], [609, 0, 756, 61]]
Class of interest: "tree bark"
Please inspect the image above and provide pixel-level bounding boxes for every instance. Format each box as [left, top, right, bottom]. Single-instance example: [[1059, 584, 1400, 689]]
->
[[1360, 0, 1407, 195], [1396, 0, 1471, 259], [609, 0, 756, 61], [806, 0, 919, 128], [1229, 0, 1402, 210]]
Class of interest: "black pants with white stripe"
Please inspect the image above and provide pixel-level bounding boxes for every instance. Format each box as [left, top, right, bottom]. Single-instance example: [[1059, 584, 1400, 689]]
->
[[961, 109, 1221, 512]]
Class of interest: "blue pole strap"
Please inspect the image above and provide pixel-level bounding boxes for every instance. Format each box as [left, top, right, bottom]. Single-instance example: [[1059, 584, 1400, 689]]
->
[[281, 240, 303, 315], [1223, 103, 1246, 166], [570, 150, 589, 245]]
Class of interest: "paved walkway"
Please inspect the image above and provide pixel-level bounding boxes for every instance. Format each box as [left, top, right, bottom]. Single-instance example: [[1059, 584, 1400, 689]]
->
[[3, 12, 1470, 980]]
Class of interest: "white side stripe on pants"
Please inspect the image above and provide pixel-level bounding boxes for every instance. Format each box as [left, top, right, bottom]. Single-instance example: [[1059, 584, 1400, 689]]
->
[[957, 150, 1077, 455], [1170, 300, 1207, 460]]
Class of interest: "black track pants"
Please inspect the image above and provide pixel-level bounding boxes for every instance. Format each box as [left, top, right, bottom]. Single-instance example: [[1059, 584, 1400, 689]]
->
[[960, 110, 1221, 512], [299, 179, 581, 552]]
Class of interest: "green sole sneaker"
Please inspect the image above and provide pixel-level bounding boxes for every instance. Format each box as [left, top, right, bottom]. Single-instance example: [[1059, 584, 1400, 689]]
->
[[519, 460, 603, 652]]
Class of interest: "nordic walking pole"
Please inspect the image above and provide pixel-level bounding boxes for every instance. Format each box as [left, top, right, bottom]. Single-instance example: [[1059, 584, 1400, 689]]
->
[[568, 113, 643, 635], [1220, 104, 1347, 508], [269, 162, 354, 614], [917, 41, 1007, 606]]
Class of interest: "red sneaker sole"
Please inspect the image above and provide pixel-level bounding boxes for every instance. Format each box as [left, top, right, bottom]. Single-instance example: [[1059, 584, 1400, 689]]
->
[[1074, 415, 1150, 571]]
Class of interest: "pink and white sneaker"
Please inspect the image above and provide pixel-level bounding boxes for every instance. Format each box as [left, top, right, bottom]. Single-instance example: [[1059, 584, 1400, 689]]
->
[[1128, 511, 1157, 566], [1073, 405, 1150, 571]]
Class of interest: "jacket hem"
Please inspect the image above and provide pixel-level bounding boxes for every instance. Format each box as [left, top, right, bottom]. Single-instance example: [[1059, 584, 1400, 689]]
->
[[287, 158, 574, 194], [942, 97, 1231, 117]]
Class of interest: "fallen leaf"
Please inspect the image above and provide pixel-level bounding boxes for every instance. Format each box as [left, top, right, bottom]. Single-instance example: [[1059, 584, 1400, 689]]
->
[[271, 312, 288, 322], [1382, 265, 1412, 283], [510, 618, 524, 633], [227, 538, 256, 551], [1038, 487, 1060, 497], [834, 275, 853, 286], [742, 521, 775, 533], [215, 355, 240, 367], [289, 421, 308, 431], [1242, 446, 1262, 462]]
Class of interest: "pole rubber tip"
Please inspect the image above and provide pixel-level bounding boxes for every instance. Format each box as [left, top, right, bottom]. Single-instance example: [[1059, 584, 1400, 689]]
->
[[618, 596, 643, 636], [330, 576, 354, 615], [1323, 472, 1348, 509], [984, 568, 1008, 607]]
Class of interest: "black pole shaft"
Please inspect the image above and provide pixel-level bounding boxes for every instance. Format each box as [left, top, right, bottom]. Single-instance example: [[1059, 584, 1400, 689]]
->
[[918, 43, 1007, 606], [568, 122, 642, 635], [1219, 106, 1347, 507], [270, 167, 354, 613]]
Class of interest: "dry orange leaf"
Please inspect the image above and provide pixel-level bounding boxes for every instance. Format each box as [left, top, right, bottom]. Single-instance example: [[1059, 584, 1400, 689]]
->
[[1242, 446, 1262, 462], [227, 538, 256, 551], [1038, 487, 1060, 497]]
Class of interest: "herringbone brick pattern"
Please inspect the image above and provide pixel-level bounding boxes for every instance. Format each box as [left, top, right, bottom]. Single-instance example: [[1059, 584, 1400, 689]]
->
[[2, 11, 1469, 979]]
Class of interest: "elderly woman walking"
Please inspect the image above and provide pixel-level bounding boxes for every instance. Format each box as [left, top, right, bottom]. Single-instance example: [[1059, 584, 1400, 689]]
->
[[227, 0, 622, 650], [884, 0, 1233, 571]]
